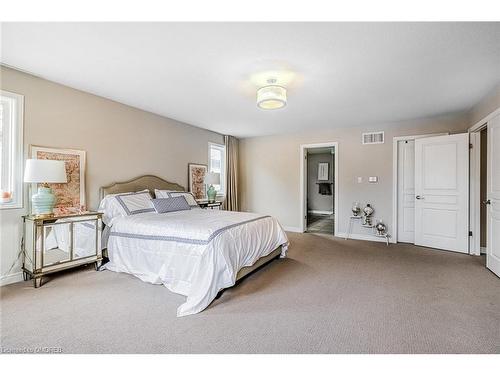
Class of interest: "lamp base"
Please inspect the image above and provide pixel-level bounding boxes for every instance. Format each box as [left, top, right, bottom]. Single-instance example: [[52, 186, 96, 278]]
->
[[207, 185, 217, 204], [32, 187, 56, 216]]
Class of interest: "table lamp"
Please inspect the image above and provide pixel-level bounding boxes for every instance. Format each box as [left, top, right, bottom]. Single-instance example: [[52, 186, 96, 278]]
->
[[205, 172, 220, 203], [24, 159, 68, 217]]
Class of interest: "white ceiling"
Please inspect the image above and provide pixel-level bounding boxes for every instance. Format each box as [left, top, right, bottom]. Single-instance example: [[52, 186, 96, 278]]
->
[[1, 22, 499, 138]]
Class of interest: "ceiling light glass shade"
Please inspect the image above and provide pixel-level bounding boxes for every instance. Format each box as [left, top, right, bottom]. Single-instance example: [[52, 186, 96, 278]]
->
[[257, 85, 287, 110]]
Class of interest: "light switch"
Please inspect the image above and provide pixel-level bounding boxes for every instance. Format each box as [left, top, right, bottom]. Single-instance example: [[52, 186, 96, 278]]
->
[[357, 177, 363, 183], [368, 176, 378, 183]]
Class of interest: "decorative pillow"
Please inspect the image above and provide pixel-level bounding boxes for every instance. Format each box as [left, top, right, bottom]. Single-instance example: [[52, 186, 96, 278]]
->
[[155, 189, 198, 207], [167, 191, 199, 207], [114, 191, 155, 215], [151, 196, 191, 213]]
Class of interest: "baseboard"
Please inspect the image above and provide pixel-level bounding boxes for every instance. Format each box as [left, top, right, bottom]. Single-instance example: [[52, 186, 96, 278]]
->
[[283, 226, 304, 233], [335, 233, 388, 243], [481, 246, 487, 254], [308, 210, 333, 215], [0, 271, 23, 286]]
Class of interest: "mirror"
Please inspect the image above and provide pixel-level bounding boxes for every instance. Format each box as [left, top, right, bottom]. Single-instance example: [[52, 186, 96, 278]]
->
[[42, 223, 71, 266], [72, 221, 97, 259]]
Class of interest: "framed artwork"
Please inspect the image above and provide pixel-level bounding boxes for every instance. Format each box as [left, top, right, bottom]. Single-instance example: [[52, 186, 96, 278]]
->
[[30, 145, 86, 215], [188, 163, 207, 200], [318, 162, 329, 181]]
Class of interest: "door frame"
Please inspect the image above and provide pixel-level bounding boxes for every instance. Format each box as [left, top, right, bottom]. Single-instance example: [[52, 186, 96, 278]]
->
[[299, 142, 339, 234], [468, 106, 500, 256], [391, 133, 448, 244]]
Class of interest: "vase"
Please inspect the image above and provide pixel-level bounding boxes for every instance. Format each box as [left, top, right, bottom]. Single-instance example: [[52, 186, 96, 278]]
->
[[31, 186, 56, 216], [207, 184, 217, 203]]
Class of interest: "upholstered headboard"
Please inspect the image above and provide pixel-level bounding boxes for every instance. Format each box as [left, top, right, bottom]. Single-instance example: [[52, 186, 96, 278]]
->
[[99, 175, 185, 200]]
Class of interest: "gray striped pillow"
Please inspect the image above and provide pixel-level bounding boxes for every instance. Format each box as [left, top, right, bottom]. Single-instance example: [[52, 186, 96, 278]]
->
[[151, 196, 191, 213]]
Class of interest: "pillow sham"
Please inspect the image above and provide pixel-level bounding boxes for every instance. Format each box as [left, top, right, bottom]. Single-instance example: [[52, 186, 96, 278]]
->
[[167, 191, 199, 207], [154, 189, 198, 207], [114, 191, 155, 215], [154, 189, 174, 199], [98, 190, 153, 225], [151, 196, 191, 213]]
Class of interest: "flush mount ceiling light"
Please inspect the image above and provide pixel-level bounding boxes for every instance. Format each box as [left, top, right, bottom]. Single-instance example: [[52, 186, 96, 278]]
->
[[257, 79, 287, 110]]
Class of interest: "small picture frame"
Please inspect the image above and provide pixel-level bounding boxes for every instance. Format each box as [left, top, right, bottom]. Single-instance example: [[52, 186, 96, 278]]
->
[[318, 162, 329, 181], [188, 163, 207, 200]]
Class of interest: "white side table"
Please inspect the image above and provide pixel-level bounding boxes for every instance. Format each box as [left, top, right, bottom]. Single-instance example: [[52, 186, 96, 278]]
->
[[345, 216, 362, 240], [345, 215, 390, 246]]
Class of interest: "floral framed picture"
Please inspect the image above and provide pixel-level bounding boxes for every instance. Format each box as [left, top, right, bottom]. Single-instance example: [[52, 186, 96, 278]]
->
[[30, 145, 86, 215], [188, 163, 207, 200]]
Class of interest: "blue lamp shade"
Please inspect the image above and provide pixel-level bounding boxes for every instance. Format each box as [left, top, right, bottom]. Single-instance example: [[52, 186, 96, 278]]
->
[[205, 172, 220, 203], [24, 159, 68, 216]]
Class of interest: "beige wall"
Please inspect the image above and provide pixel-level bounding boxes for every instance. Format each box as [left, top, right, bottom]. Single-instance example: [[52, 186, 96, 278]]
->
[[0, 66, 223, 281], [239, 113, 470, 236]]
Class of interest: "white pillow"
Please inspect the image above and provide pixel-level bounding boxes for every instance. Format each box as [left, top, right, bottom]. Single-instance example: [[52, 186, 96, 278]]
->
[[155, 189, 198, 207], [99, 190, 153, 225], [154, 189, 175, 199]]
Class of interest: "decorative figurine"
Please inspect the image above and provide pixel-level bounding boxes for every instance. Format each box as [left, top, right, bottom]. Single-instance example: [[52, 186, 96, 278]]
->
[[362, 203, 374, 226], [375, 220, 387, 236], [352, 202, 361, 217]]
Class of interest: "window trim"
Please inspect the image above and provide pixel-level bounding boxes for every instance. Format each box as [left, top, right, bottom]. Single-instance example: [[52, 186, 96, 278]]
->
[[208, 142, 226, 197], [0, 90, 24, 210]]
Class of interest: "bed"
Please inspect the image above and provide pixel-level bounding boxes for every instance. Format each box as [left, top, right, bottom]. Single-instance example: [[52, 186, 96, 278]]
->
[[98, 175, 289, 316]]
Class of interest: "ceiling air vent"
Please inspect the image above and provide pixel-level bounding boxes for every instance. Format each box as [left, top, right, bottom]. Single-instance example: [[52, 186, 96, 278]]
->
[[362, 131, 384, 145]]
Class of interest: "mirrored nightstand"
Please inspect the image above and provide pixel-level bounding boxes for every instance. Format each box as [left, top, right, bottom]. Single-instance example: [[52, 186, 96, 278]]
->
[[197, 201, 223, 210], [22, 212, 103, 287]]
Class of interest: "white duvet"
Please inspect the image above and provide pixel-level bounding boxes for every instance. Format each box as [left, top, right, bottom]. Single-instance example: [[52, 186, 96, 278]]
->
[[104, 208, 289, 316]]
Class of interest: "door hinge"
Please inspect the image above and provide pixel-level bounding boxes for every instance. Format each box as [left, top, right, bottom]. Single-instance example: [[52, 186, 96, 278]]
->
[[469, 231, 473, 237], [469, 143, 473, 149]]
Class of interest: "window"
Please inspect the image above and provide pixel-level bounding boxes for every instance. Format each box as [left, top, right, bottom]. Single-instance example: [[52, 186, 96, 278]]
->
[[208, 142, 226, 195], [0, 90, 24, 209]]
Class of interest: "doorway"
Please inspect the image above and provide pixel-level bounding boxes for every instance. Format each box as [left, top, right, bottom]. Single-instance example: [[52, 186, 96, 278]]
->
[[470, 111, 500, 278], [300, 142, 338, 235], [306, 147, 334, 234], [480, 127, 488, 254], [470, 124, 489, 256]]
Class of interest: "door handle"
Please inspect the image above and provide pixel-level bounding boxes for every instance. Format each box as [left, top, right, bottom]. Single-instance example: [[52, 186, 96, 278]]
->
[[483, 199, 491, 205], [415, 195, 424, 200]]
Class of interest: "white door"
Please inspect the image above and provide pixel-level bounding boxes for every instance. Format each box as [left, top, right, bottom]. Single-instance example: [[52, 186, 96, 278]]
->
[[397, 140, 416, 243], [414, 133, 469, 253], [487, 114, 500, 277]]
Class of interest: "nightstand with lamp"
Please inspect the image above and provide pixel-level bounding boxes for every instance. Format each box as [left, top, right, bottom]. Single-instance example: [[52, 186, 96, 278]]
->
[[22, 159, 103, 287]]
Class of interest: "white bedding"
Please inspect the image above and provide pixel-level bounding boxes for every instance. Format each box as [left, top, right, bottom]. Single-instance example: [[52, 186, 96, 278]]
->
[[104, 208, 288, 316]]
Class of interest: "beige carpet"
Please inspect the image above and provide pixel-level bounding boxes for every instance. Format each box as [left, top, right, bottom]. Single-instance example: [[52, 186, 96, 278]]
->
[[1, 233, 499, 354]]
